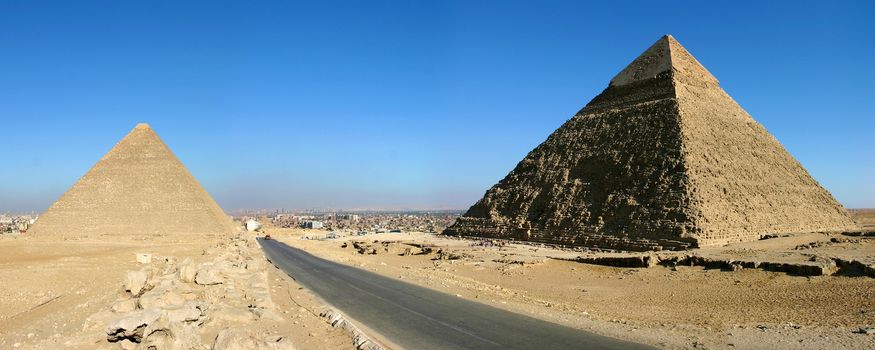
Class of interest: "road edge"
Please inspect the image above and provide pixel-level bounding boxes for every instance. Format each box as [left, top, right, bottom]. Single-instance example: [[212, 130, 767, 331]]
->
[[258, 239, 399, 350]]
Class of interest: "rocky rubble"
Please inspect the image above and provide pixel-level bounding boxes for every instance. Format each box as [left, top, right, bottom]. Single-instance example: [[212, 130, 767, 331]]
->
[[84, 234, 294, 349], [566, 252, 875, 277], [343, 240, 434, 256]]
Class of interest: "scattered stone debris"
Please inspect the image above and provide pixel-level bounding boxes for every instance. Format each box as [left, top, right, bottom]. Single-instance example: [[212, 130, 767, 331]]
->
[[795, 237, 860, 250], [433, 249, 464, 261], [574, 255, 656, 268], [841, 230, 875, 237], [559, 253, 875, 278], [87, 234, 295, 349], [760, 234, 791, 240]]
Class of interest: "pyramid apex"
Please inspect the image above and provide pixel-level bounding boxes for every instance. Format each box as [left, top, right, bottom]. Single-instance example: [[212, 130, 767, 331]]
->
[[135, 123, 151, 129], [610, 35, 717, 87]]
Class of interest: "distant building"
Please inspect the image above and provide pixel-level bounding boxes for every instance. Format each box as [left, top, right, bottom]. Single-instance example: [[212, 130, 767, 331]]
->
[[339, 214, 360, 222], [245, 219, 262, 232], [302, 221, 324, 229]]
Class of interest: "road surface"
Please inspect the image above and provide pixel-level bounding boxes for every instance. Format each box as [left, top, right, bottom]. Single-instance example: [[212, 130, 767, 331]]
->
[[259, 238, 653, 350]]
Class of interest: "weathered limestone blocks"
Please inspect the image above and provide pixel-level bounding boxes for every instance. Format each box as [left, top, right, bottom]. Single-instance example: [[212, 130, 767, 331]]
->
[[106, 309, 162, 343], [566, 252, 875, 278], [89, 234, 293, 349], [178, 258, 197, 283], [194, 267, 225, 286], [125, 270, 149, 297]]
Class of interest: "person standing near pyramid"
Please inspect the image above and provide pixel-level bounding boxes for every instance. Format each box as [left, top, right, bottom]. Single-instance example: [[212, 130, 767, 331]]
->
[[28, 123, 236, 239], [444, 35, 858, 251]]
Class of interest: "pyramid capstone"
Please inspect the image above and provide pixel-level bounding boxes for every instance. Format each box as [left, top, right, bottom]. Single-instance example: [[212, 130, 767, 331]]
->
[[444, 35, 857, 251]]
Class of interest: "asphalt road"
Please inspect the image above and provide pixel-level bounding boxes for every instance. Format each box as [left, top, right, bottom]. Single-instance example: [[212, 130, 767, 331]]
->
[[259, 238, 653, 350]]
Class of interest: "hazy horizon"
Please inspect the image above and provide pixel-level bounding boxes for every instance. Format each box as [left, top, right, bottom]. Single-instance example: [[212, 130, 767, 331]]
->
[[2, 1, 873, 212]]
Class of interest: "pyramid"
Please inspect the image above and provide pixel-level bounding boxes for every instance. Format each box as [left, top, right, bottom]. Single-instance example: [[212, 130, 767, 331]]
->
[[444, 35, 857, 250], [28, 123, 236, 238]]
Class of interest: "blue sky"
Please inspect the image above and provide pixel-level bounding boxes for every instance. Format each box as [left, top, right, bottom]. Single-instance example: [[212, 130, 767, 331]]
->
[[0, 0, 872, 212]]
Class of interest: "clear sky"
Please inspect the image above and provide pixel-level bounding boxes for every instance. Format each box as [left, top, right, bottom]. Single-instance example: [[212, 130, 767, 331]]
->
[[1, 0, 873, 213]]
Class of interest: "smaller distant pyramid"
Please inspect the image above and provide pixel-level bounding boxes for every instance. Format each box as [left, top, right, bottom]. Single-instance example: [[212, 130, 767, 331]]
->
[[444, 35, 857, 251], [28, 123, 235, 238]]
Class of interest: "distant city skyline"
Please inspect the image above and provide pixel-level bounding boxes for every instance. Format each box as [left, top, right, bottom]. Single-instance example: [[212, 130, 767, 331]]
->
[[1, 1, 873, 212]]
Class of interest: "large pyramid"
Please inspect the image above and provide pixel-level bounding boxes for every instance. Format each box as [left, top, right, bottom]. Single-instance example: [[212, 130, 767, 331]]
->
[[28, 123, 235, 239], [444, 35, 857, 250]]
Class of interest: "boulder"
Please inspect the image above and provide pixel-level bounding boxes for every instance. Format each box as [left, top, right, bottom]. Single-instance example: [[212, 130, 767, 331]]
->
[[136, 253, 152, 264], [126, 270, 148, 296], [140, 320, 203, 350], [139, 290, 186, 310], [163, 302, 206, 324], [195, 268, 224, 286], [106, 309, 161, 343], [178, 259, 198, 283]]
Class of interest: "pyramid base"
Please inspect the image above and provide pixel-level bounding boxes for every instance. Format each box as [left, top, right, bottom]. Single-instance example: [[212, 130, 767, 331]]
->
[[443, 220, 862, 252], [443, 221, 696, 251]]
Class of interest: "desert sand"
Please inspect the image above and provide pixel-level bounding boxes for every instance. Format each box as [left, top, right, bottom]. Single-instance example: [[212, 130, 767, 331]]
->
[[262, 221, 874, 350], [2, 217, 872, 349], [0, 233, 357, 349]]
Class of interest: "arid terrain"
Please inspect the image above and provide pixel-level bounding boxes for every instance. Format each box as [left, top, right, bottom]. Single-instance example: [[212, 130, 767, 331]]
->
[[1, 210, 873, 349], [0, 232, 358, 349], [850, 209, 875, 231], [261, 218, 874, 350]]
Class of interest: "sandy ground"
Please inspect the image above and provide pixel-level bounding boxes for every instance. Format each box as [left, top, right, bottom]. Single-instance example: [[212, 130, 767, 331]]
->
[[2, 212, 873, 350], [0, 233, 355, 349], [850, 209, 875, 231], [267, 226, 875, 350]]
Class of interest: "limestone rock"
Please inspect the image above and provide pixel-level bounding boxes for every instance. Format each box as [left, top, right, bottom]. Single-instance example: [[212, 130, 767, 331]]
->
[[163, 302, 205, 324], [106, 309, 161, 343], [136, 253, 152, 264], [126, 270, 148, 296], [140, 320, 203, 349], [178, 258, 197, 283], [195, 268, 224, 285], [139, 290, 186, 310], [444, 34, 858, 251]]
